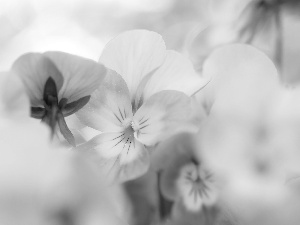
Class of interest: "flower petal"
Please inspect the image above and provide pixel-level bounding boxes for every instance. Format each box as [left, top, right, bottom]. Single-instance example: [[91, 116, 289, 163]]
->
[[133, 90, 197, 146], [44, 51, 107, 103], [142, 50, 209, 101], [11, 53, 64, 106], [75, 132, 149, 182], [76, 70, 132, 132], [201, 43, 280, 114], [99, 30, 166, 101], [0, 72, 30, 119]]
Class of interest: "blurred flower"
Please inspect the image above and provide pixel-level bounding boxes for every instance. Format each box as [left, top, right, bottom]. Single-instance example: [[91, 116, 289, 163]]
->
[[195, 43, 279, 114], [198, 44, 300, 212], [150, 133, 239, 225], [0, 71, 30, 119], [11, 51, 107, 146], [76, 30, 208, 182], [208, 0, 300, 73], [0, 114, 124, 225], [156, 133, 218, 213]]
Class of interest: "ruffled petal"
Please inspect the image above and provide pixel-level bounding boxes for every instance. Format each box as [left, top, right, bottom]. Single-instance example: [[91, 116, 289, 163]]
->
[[99, 30, 166, 101], [0, 72, 30, 119], [75, 132, 149, 182], [133, 90, 198, 146], [142, 51, 209, 101], [11, 53, 64, 106], [76, 70, 132, 132], [44, 51, 107, 103]]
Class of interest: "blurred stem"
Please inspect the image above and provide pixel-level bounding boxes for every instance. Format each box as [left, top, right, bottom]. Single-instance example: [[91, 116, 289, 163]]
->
[[157, 171, 173, 222], [124, 172, 157, 225], [274, 5, 283, 77]]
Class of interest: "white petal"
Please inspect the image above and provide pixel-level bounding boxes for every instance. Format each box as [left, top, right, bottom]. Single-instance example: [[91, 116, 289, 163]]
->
[[142, 50, 209, 101], [75, 132, 149, 182], [44, 51, 107, 103], [76, 70, 132, 132], [11, 53, 64, 106], [133, 90, 197, 146], [99, 30, 166, 101]]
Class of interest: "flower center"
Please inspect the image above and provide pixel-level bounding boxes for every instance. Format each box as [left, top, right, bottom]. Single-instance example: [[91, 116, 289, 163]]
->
[[177, 163, 216, 211], [30, 77, 90, 147], [123, 121, 135, 141]]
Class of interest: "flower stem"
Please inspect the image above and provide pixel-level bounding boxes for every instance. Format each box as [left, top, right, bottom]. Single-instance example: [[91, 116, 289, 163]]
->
[[274, 5, 283, 77], [157, 171, 173, 221]]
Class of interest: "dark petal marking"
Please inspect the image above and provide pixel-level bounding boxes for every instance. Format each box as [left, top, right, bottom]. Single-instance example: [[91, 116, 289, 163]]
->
[[122, 138, 130, 154], [118, 107, 124, 120], [138, 116, 145, 123], [61, 95, 91, 117], [127, 140, 132, 155], [139, 124, 149, 130], [123, 108, 127, 118], [57, 112, 76, 147], [113, 112, 122, 123], [112, 133, 125, 141], [139, 117, 149, 125], [113, 137, 126, 148], [31, 107, 46, 119]]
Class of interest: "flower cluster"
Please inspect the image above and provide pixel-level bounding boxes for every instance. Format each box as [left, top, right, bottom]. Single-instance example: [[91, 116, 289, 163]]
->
[[3, 4, 300, 224]]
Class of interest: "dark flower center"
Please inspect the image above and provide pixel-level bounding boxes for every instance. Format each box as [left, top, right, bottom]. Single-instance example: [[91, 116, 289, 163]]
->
[[31, 77, 90, 147]]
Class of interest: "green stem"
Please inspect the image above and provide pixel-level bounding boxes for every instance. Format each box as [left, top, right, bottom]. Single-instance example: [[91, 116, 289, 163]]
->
[[274, 5, 283, 77], [157, 171, 173, 222]]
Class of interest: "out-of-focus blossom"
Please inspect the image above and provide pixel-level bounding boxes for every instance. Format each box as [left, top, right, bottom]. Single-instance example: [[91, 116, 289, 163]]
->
[[11, 51, 107, 146], [207, 0, 300, 75], [185, 0, 300, 82], [157, 133, 218, 213], [197, 44, 300, 218], [151, 133, 237, 225], [0, 114, 124, 225], [76, 30, 208, 182], [0, 71, 30, 120], [195, 43, 279, 114], [186, 24, 237, 72], [193, 43, 300, 225]]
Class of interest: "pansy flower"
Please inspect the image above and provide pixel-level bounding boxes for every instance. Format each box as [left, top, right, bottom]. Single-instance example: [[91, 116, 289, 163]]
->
[[75, 30, 208, 182], [154, 133, 218, 214], [11, 52, 107, 146]]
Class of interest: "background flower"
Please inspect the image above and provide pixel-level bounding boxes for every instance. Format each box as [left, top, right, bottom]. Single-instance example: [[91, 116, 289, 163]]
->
[[197, 43, 300, 225], [0, 71, 30, 119]]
